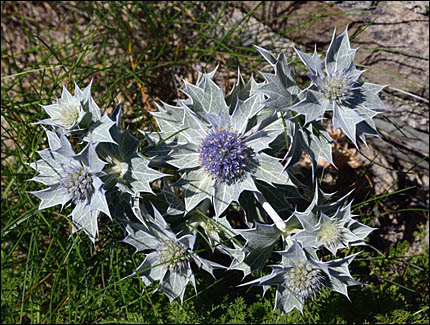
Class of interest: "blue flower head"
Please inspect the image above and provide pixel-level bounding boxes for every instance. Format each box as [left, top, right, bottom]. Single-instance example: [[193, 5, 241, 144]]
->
[[149, 68, 293, 216], [199, 126, 254, 184]]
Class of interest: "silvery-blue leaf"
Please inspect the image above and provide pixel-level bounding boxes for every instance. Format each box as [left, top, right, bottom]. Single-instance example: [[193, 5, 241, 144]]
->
[[284, 123, 334, 179], [325, 27, 356, 75], [29, 150, 65, 185], [87, 96, 102, 121], [236, 223, 282, 273], [254, 45, 277, 66], [213, 180, 241, 217], [89, 178, 110, 218], [151, 102, 186, 143], [30, 184, 72, 210], [357, 82, 387, 110], [294, 210, 319, 233], [116, 129, 140, 161], [99, 132, 165, 196], [349, 221, 376, 241], [287, 89, 330, 124], [225, 69, 259, 111], [182, 75, 227, 115], [45, 128, 61, 151], [275, 286, 305, 314], [293, 229, 319, 249], [162, 181, 185, 216], [168, 143, 201, 170], [179, 169, 215, 213], [243, 246, 276, 275], [84, 113, 116, 145], [192, 255, 226, 277], [110, 102, 122, 127], [231, 91, 265, 135], [159, 265, 192, 303], [294, 47, 323, 77], [204, 111, 228, 130], [83, 142, 106, 172], [55, 132, 76, 157], [353, 106, 380, 130], [258, 72, 293, 110], [71, 202, 99, 243], [134, 252, 165, 286], [195, 65, 218, 88], [203, 75, 229, 113], [316, 188, 353, 216], [128, 154, 167, 194], [325, 253, 361, 298], [224, 243, 251, 276], [333, 103, 364, 146], [181, 106, 210, 145], [256, 50, 300, 110], [252, 153, 292, 186], [212, 174, 259, 217], [238, 222, 282, 251], [276, 52, 300, 97], [141, 131, 175, 159]]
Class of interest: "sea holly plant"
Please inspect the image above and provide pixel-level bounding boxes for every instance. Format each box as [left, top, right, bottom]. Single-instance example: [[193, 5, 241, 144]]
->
[[149, 69, 293, 231], [29, 26, 389, 316], [29, 130, 110, 242], [38, 81, 116, 144], [30, 86, 165, 242], [123, 203, 224, 302], [96, 103, 167, 196], [240, 241, 360, 314], [288, 27, 387, 146]]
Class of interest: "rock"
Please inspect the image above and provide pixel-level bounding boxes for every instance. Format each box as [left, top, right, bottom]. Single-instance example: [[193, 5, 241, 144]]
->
[[241, 1, 429, 98]]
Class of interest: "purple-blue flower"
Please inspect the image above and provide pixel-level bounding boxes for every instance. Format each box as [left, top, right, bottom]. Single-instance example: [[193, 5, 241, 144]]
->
[[199, 127, 252, 184]]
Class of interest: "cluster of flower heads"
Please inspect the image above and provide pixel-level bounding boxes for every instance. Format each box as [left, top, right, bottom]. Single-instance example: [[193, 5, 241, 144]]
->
[[30, 27, 385, 314]]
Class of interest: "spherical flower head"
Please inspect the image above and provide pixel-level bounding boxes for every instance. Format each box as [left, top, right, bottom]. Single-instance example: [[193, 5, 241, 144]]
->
[[199, 127, 251, 184], [319, 72, 355, 104], [317, 218, 346, 250], [284, 260, 324, 300], [62, 162, 94, 202], [157, 239, 189, 271]]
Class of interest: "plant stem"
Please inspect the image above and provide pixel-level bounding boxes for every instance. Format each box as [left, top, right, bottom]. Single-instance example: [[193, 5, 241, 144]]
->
[[253, 191, 287, 232]]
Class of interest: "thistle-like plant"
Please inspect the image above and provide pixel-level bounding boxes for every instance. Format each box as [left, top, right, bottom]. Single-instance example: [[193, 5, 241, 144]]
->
[[30, 130, 110, 242], [293, 201, 376, 255], [254, 46, 335, 179], [151, 69, 293, 221], [27, 27, 388, 316], [288, 27, 387, 146], [96, 104, 166, 196], [241, 241, 360, 314], [39, 82, 116, 144], [123, 204, 223, 302]]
